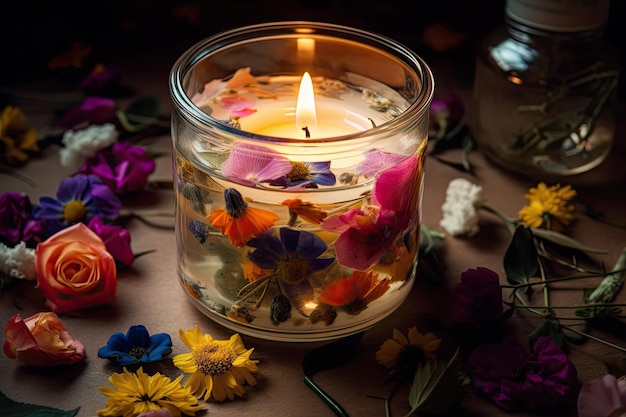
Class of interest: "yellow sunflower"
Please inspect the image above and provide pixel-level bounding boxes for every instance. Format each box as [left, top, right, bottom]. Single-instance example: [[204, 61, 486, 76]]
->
[[173, 326, 259, 402], [376, 327, 442, 378], [518, 182, 576, 232], [98, 367, 204, 417]]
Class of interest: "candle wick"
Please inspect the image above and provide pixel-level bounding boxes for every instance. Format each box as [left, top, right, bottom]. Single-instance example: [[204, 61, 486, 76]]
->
[[302, 126, 311, 138]]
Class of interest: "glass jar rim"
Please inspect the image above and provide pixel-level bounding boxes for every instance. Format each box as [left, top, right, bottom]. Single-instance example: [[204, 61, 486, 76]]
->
[[169, 21, 434, 144]]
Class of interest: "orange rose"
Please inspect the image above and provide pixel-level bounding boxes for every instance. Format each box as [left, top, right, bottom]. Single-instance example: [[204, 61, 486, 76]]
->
[[35, 222, 117, 313], [3, 312, 86, 367]]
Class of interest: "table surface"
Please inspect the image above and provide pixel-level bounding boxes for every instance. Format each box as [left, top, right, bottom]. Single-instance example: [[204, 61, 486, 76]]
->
[[1, 43, 626, 417]]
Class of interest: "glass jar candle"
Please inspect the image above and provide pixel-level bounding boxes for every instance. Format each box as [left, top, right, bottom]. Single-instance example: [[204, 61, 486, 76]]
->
[[169, 22, 434, 342], [474, 0, 620, 177]]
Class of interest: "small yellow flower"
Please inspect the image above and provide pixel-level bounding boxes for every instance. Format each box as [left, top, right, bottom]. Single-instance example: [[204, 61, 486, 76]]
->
[[98, 367, 204, 417], [173, 326, 259, 402], [376, 327, 442, 378], [0, 106, 39, 166], [518, 182, 576, 232]]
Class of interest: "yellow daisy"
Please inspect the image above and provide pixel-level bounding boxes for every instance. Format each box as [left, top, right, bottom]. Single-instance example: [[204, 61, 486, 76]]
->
[[173, 326, 259, 402], [518, 182, 576, 232], [98, 367, 204, 417], [376, 327, 442, 378]]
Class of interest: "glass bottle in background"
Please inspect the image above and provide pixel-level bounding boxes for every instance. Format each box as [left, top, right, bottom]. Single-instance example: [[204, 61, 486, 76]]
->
[[473, 0, 620, 177]]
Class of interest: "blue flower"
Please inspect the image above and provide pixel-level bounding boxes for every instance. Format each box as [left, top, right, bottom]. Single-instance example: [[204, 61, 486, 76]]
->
[[97, 325, 172, 365], [33, 173, 121, 235]]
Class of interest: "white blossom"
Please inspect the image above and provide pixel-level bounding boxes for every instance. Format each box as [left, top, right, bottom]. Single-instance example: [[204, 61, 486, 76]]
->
[[439, 178, 484, 237], [0, 241, 36, 281], [59, 123, 118, 171]]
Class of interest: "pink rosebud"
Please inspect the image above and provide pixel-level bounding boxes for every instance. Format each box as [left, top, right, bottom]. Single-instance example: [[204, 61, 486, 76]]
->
[[35, 223, 117, 313], [3, 312, 85, 367], [88, 216, 134, 266]]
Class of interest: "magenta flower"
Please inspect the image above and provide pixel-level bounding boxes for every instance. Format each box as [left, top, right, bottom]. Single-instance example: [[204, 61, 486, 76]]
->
[[356, 149, 407, 177], [215, 94, 257, 117], [578, 374, 626, 417], [449, 267, 506, 346], [79, 64, 123, 93], [32, 174, 122, 235], [221, 143, 292, 186], [429, 92, 465, 138], [79, 141, 156, 194], [468, 335, 578, 412], [321, 154, 420, 270], [88, 216, 134, 266], [0, 192, 46, 247], [57, 96, 117, 129]]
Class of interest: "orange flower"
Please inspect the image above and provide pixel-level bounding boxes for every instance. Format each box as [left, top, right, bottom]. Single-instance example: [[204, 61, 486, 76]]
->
[[3, 312, 85, 367], [281, 198, 327, 225], [208, 188, 278, 247], [318, 270, 390, 315], [35, 222, 117, 313], [243, 261, 273, 283]]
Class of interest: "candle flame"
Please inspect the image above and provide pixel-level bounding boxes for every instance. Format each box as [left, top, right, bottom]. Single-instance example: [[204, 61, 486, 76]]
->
[[296, 71, 317, 138]]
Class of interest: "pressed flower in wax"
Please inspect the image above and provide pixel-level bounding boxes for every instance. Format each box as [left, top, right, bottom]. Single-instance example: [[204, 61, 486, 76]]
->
[[3, 312, 85, 367], [0, 105, 39, 166], [317, 270, 390, 315], [98, 367, 204, 417], [376, 326, 442, 380], [173, 326, 259, 402], [281, 198, 328, 225], [268, 160, 336, 188], [221, 143, 291, 187], [518, 182, 576, 232], [208, 188, 279, 248], [33, 173, 122, 235], [98, 325, 172, 366]]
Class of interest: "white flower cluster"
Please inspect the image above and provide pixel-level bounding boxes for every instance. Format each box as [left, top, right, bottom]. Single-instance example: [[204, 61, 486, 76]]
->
[[439, 178, 484, 237], [0, 242, 36, 281], [59, 123, 118, 171]]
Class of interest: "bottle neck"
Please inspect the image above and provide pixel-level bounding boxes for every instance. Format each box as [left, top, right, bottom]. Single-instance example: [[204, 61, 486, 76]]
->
[[505, 0, 610, 33]]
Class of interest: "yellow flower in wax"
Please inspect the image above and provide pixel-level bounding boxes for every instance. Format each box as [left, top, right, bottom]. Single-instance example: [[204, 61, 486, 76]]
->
[[173, 326, 259, 402], [518, 182, 576, 232], [98, 367, 204, 417], [0, 106, 39, 166], [376, 327, 442, 377], [208, 188, 279, 248]]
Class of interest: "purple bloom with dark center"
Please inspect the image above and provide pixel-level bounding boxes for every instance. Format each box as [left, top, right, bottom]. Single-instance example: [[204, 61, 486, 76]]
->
[[221, 143, 292, 186], [79, 140, 156, 194], [88, 216, 134, 266], [269, 160, 336, 188], [57, 96, 117, 129], [468, 335, 579, 412], [449, 267, 507, 346], [97, 324, 172, 366], [33, 174, 121, 235], [0, 192, 47, 247]]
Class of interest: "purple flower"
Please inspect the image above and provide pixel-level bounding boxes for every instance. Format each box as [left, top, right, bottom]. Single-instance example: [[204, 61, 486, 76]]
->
[[32, 174, 122, 235], [269, 161, 336, 188], [79, 64, 123, 93], [79, 141, 156, 194], [221, 143, 292, 186], [468, 335, 578, 411], [449, 267, 506, 345], [356, 149, 407, 177], [429, 92, 465, 138], [0, 192, 46, 247], [57, 96, 117, 129], [321, 154, 420, 270], [88, 216, 134, 266]]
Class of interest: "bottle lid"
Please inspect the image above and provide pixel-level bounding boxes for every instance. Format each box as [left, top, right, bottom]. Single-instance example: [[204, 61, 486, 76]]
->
[[506, 0, 610, 32]]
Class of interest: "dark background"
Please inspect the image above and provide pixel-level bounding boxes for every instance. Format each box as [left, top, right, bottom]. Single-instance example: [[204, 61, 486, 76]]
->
[[3, 0, 625, 97]]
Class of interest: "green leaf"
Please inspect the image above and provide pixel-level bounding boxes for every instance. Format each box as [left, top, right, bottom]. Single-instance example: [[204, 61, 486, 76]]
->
[[302, 332, 363, 417], [0, 391, 80, 417], [530, 228, 607, 254], [528, 319, 565, 348], [503, 225, 539, 290], [405, 348, 463, 416]]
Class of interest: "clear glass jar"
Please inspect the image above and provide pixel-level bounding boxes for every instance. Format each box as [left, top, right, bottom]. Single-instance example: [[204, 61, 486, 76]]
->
[[169, 22, 434, 342], [473, 0, 620, 177]]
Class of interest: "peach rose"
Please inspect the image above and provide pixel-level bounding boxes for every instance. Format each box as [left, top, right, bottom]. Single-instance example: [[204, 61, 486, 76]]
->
[[3, 312, 86, 367], [35, 222, 117, 313]]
